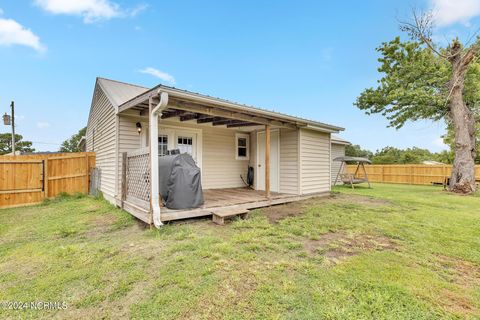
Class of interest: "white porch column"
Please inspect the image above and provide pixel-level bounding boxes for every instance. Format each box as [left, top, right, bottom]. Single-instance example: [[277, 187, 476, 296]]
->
[[149, 91, 169, 228]]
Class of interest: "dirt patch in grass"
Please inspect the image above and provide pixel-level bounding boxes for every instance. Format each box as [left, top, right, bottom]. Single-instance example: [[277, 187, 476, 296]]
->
[[262, 194, 392, 224], [261, 201, 311, 223], [436, 255, 480, 289], [328, 193, 392, 207], [305, 232, 398, 263], [439, 288, 477, 316]]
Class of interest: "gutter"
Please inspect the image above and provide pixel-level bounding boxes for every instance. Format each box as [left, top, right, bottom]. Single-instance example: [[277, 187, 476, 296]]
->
[[301, 124, 342, 134], [150, 91, 169, 228]]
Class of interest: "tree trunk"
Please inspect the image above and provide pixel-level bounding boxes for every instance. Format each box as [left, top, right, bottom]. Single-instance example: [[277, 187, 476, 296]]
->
[[448, 48, 477, 194]]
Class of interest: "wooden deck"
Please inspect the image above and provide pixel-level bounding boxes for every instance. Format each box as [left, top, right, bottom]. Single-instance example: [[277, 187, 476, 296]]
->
[[160, 187, 329, 222]]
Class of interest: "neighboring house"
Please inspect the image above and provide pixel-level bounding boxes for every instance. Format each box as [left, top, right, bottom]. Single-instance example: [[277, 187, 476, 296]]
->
[[85, 77, 344, 227], [331, 136, 351, 185], [422, 160, 444, 165]]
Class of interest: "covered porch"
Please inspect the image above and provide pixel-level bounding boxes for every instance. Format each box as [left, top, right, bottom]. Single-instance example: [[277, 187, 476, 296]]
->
[[116, 86, 338, 226]]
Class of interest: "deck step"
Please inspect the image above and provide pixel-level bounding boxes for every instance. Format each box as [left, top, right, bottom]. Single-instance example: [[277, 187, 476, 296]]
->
[[212, 208, 249, 225]]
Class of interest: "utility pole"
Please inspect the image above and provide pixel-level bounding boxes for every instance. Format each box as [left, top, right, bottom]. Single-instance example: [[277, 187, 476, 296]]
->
[[11, 101, 15, 155]]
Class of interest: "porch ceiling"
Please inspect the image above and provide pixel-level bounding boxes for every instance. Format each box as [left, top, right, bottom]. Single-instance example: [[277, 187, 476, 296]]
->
[[117, 86, 344, 132], [122, 96, 296, 129]]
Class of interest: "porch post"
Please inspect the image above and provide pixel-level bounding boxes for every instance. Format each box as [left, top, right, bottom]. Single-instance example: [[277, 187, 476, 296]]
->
[[265, 124, 271, 198], [149, 91, 169, 228]]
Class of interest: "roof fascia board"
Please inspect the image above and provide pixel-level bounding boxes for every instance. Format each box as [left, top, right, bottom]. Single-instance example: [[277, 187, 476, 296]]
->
[[331, 140, 351, 145], [302, 124, 340, 134]]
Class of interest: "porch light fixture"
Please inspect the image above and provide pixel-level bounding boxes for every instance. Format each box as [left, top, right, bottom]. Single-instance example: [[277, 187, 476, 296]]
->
[[136, 122, 142, 134]]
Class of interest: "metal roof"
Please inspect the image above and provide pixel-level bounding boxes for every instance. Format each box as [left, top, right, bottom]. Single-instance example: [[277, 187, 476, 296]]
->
[[97, 77, 345, 132], [331, 135, 351, 145], [97, 77, 148, 107]]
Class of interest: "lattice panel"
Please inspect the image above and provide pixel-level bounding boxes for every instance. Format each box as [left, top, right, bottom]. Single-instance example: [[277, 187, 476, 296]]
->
[[126, 151, 150, 202]]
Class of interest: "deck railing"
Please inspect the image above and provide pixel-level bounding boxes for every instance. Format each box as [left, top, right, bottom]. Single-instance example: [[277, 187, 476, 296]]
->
[[123, 148, 150, 210]]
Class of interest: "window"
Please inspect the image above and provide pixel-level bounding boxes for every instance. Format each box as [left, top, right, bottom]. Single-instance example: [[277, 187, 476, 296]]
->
[[235, 133, 249, 160], [158, 135, 168, 156], [177, 136, 193, 155]]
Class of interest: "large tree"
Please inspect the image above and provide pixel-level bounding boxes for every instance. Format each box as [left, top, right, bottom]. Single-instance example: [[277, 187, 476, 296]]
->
[[356, 11, 480, 194], [0, 133, 35, 155], [345, 144, 374, 159], [59, 127, 86, 152]]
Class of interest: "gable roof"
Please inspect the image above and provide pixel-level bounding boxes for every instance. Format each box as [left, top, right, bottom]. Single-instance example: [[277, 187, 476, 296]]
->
[[97, 77, 148, 108]]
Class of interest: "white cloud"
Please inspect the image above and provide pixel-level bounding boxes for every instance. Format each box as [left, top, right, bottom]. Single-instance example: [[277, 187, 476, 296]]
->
[[0, 18, 46, 52], [34, 0, 147, 23], [37, 121, 51, 129], [431, 0, 480, 27], [129, 3, 148, 17], [139, 67, 176, 84]]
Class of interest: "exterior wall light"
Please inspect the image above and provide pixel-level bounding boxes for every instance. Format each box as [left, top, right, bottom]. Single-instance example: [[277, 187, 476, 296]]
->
[[136, 122, 142, 134]]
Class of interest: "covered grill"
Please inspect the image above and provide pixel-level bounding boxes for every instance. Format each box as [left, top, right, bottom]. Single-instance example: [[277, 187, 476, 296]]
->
[[158, 153, 204, 209]]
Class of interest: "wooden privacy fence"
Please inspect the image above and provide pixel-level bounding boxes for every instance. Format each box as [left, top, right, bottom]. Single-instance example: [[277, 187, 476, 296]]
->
[[0, 152, 95, 208], [346, 164, 480, 185]]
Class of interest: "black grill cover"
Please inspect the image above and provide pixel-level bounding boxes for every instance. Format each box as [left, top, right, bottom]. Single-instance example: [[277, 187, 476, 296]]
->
[[158, 153, 204, 209]]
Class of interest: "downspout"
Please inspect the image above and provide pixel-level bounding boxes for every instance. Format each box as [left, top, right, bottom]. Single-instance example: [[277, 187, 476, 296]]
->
[[150, 91, 169, 228]]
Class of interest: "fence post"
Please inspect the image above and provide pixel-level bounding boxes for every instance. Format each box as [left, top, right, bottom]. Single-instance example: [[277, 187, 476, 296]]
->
[[84, 153, 90, 194], [44, 157, 49, 199], [121, 152, 127, 209], [410, 165, 414, 184], [381, 166, 385, 183]]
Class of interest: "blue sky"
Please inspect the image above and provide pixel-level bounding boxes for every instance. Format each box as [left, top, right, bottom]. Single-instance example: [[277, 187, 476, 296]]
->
[[1, 0, 480, 152]]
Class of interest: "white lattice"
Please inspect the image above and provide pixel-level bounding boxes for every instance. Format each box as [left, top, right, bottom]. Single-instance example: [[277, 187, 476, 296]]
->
[[126, 149, 150, 203]]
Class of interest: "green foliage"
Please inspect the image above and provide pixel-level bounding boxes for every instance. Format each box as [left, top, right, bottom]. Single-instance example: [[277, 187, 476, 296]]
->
[[433, 150, 456, 164], [347, 144, 455, 164], [372, 146, 436, 164], [59, 127, 86, 152], [0, 133, 35, 155], [355, 37, 453, 129], [345, 144, 374, 159]]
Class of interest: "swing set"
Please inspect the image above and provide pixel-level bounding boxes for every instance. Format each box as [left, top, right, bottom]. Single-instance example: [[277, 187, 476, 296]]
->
[[333, 156, 372, 189]]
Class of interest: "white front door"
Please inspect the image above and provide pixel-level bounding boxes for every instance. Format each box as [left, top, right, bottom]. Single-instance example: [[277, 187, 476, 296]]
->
[[175, 130, 198, 163], [256, 130, 279, 192]]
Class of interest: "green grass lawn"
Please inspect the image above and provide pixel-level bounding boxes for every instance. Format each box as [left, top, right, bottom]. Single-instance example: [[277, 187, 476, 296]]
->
[[0, 184, 479, 319]]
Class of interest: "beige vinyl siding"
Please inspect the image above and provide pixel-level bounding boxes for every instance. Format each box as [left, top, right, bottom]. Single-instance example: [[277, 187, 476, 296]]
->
[[299, 129, 331, 194], [331, 143, 345, 185], [116, 118, 249, 190], [279, 129, 299, 194], [202, 126, 249, 189], [159, 120, 250, 189], [85, 86, 117, 201], [116, 115, 142, 196]]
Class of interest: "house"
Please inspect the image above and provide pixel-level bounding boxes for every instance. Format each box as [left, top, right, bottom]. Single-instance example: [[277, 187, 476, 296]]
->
[[330, 136, 351, 185], [85, 77, 344, 227]]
